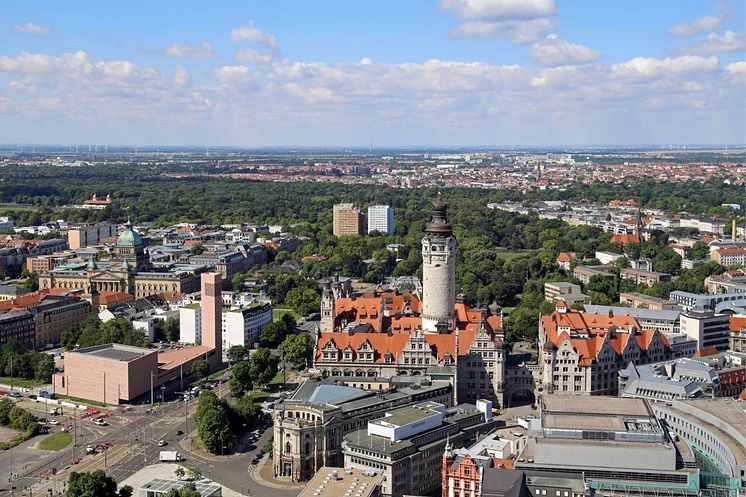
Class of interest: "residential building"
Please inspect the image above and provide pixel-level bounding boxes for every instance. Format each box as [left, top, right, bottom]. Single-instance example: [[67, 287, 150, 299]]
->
[[621, 268, 672, 287], [679, 309, 731, 351], [538, 303, 673, 395], [619, 292, 679, 310], [367, 205, 394, 236], [572, 265, 616, 285], [179, 304, 201, 344], [713, 248, 746, 268], [442, 427, 530, 497], [0, 216, 13, 232], [222, 301, 272, 351], [730, 315, 746, 353], [704, 269, 746, 294], [543, 282, 587, 306], [555, 252, 576, 271], [273, 379, 453, 482], [68, 222, 118, 250], [0, 310, 35, 350], [297, 468, 383, 497], [514, 396, 707, 495], [30, 295, 93, 348], [333, 203, 364, 237], [343, 401, 496, 497]]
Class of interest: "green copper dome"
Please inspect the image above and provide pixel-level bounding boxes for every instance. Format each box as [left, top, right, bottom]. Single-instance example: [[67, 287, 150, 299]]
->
[[117, 222, 142, 247]]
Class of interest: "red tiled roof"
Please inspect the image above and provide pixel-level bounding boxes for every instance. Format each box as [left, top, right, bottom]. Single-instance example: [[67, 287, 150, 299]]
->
[[99, 291, 134, 305], [730, 316, 746, 333], [556, 252, 577, 262], [611, 233, 640, 244]]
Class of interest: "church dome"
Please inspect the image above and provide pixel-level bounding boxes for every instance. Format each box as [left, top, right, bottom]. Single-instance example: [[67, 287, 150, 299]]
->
[[117, 223, 142, 247]]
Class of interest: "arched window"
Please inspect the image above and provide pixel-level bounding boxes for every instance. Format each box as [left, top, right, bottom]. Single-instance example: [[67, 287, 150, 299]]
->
[[286, 442, 292, 453]]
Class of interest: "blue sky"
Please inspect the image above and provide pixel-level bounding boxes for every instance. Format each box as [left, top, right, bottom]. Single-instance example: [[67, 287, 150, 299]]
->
[[1, 0, 744, 146]]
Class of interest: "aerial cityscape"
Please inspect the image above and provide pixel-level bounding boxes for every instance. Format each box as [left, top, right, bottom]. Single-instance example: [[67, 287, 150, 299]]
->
[[0, 1, 745, 497]]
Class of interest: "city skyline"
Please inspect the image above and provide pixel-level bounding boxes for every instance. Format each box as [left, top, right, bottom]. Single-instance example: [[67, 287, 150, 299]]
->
[[1, 0, 745, 146]]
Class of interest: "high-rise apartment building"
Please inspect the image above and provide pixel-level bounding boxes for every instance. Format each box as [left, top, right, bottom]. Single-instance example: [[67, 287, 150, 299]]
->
[[68, 222, 118, 250], [333, 203, 364, 236], [367, 205, 394, 235]]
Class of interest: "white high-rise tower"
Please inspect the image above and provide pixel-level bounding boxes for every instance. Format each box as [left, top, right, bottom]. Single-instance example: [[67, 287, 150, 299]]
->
[[421, 197, 456, 332]]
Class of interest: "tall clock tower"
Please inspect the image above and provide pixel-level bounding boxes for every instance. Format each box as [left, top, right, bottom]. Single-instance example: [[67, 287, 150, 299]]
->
[[422, 197, 457, 333]]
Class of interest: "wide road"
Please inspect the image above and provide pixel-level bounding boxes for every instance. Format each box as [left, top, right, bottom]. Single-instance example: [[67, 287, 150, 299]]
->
[[1, 383, 301, 497]]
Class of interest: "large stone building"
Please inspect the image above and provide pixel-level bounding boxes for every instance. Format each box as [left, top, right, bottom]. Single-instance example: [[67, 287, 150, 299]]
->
[[40, 222, 204, 298], [316, 199, 519, 407], [272, 379, 453, 482], [538, 301, 674, 395]]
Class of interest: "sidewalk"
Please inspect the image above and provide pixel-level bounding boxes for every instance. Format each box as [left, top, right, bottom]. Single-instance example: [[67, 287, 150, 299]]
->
[[250, 454, 305, 490]]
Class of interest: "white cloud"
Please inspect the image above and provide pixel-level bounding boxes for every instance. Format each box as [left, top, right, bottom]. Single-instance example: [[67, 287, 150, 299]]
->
[[161, 41, 216, 59], [213, 65, 253, 85], [441, 0, 557, 43], [610, 55, 719, 79], [231, 20, 278, 51], [452, 17, 555, 44], [668, 15, 723, 37], [174, 66, 192, 89], [529, 34, 599, 66], [680, 30, 745, 54], [12, 22, 51, 35], [234, 49, 273, 65], [726, 61, 746, 76]]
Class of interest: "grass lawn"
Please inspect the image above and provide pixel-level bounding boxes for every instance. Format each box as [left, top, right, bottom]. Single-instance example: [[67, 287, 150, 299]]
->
[[0, 377, 42, 388], [272, 308, 300, 321], [38, 431, 72, 451], [54, 395, 108, 408], [494, 249, 537, 261], [245, 391, 270, 404]]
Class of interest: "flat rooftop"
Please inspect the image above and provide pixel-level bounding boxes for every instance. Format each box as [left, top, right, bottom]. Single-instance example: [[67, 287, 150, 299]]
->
[[542, 395, 651, 418], [139, 478, 221, 496], [299, 467, 383, 497], [74, 343, 154, 362], [374, 402, 442, 427]]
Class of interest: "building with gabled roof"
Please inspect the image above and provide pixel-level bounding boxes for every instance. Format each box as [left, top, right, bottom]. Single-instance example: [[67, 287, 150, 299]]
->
[[538, 303, 674, 395]]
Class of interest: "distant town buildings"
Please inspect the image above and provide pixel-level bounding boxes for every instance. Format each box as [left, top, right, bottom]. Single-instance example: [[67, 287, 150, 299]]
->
[[333, 203, 364, 237], [367, 205, 394, 236]]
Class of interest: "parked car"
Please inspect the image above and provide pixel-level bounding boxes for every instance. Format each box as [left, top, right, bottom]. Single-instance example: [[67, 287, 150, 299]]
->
[[94, 419, 108, 426], [9, 392, 22, 398], [176, 430, 183, 436], [158, 440, 167, 446], [49, 419, 60, 425]]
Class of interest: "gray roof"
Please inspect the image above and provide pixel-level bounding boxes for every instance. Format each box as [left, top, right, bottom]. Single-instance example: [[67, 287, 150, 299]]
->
[[481, 468, 527, 497], [138, 478, 221, 496], [583, 304, 680, 322], [74, 343, 154, 362]]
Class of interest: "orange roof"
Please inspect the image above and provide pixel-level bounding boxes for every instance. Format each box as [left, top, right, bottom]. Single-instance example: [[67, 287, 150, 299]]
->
[[717, 248, 746, 255], [158, 345, 212, 371], [543, 308, 670, 365], [160, 291, 182, 302], [99, 291, 134, 305], [730, 316, 746, 333], [316, 331, 411, 362], [556, 252, 577, 262], [0, 292, 47, 312], [694, 346, 719, 357], [611, 233, 640, 244]]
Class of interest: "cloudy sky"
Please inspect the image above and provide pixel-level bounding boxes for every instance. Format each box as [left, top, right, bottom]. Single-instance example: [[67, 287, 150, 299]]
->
[[1, 0, 744, 147]]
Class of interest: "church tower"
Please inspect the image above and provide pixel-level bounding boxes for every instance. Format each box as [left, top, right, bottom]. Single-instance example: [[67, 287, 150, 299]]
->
[[422, 197, 457, 332], [320, 280, 335, 332]]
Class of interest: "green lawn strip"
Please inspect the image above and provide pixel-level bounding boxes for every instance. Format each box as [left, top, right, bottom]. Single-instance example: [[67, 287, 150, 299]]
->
[[0, 377, 43, 388], [38, 430, 72, 451]]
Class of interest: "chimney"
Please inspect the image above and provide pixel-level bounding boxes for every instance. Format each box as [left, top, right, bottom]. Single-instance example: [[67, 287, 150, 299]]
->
[[733, 219, 737, 242]]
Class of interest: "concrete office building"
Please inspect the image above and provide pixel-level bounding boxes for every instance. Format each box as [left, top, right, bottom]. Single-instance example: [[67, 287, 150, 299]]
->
[[572, 265, 616, 285], [515, 395, 703, 496], [68, 222, 118, 250], [0, 310, 35, 350], [367, 205, 394, 236], [621, 268, 672, 287], [333, 204, 364, 237], [679, 309, 731, 351], [651, 399, 745, 492], [343, 401, 496, 497], [179, 303, 201, 344], [670, 290, 746, 314]]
